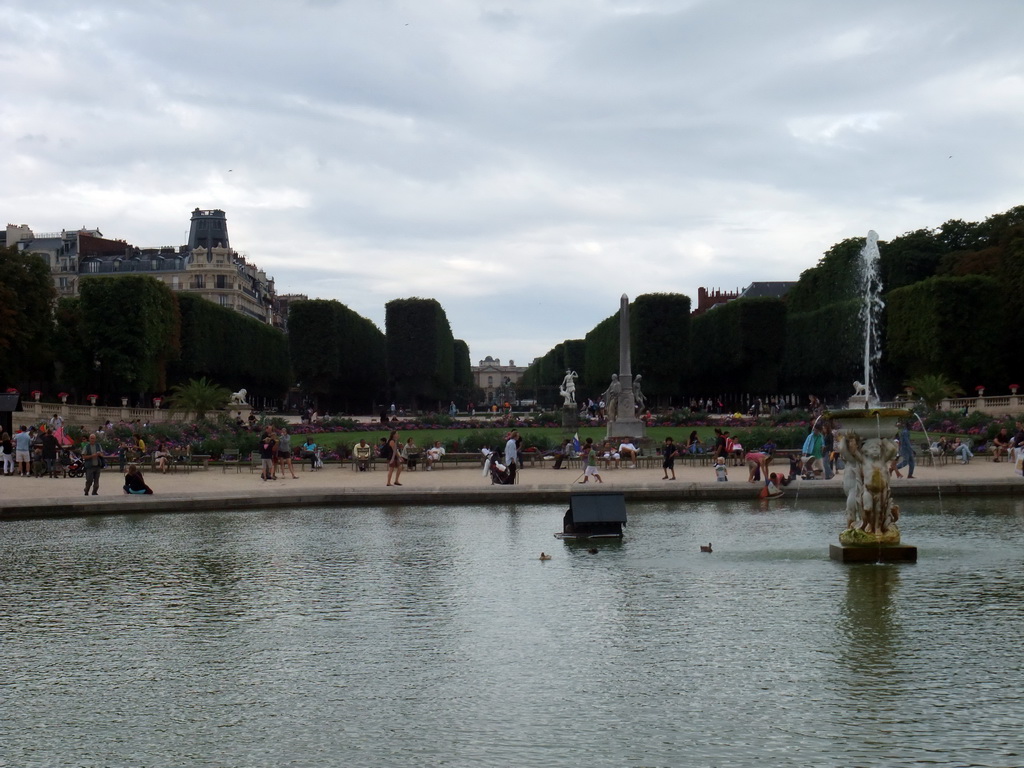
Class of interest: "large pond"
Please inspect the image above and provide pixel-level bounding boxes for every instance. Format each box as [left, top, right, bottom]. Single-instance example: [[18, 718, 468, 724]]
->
[[2, 497, 1023, 767]]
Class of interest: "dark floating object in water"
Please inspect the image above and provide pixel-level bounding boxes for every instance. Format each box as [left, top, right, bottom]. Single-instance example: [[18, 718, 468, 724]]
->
[[700, 543, 713, 553], [588, 548, 598, 554]]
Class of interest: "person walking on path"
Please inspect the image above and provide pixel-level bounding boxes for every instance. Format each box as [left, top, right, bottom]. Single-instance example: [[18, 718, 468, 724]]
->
[[895, 421, 916, 478], [82, 433, 103, 495], [386, 430, 403, 486], [579, 438, 603, 484]]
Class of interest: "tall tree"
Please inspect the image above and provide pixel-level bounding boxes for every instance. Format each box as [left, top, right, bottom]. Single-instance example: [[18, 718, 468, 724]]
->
[[288, 299, 385, 412], [79, 275, 180, 397], [386, 298, 455, 409], [632, 293, 691, 402], [172, 293, 290, 399], [0, 245, 56, 382]]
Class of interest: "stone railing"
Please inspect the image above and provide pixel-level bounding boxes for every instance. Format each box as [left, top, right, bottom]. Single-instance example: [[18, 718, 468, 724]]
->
[[17, 400, 187, 427], [876, 395, 1023, 417]]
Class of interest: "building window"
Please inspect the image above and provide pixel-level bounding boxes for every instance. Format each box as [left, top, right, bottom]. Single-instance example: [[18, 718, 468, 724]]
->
[[219, 294, 228, 306], [171, 276, 180, 290], [216, 274, 227, 289], [194, 275, 204, 289]]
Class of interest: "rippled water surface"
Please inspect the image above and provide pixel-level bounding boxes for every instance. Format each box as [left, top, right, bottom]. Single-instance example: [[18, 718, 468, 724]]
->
[[2, 497, 1024, 767]]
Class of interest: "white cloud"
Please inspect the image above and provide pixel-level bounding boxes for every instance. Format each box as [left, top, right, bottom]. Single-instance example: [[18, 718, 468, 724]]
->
[[2, 0, 1023, 365]]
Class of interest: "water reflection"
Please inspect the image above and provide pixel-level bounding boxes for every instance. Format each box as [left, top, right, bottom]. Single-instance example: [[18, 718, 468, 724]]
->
[[1, 499, 1023, 767]]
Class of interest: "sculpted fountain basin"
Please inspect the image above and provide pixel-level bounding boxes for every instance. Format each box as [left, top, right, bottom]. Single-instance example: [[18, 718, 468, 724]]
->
[[826, 408, 918, 560]]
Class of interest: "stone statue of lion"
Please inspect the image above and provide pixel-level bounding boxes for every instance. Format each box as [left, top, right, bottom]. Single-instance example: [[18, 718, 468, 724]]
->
[[852, 380, 866, 396], [230, 388, 248, 405]]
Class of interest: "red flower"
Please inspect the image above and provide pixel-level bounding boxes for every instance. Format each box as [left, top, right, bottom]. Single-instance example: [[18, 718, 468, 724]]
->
[[975, 385, 985, 391], [58, 392, 69, 398]]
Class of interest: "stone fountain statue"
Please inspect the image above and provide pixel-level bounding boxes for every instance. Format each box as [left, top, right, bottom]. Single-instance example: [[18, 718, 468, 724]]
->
[[839, 431, 900, 544], [829, 409, 917, 562]]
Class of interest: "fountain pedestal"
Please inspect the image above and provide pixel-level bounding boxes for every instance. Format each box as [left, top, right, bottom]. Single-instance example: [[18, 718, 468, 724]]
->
[[829, 544, 918, 563]]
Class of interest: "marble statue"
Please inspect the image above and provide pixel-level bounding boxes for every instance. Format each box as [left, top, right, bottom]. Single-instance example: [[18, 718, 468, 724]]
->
[[230, 388, 248, 405], [633, 374, 645, 412], [604, 374, 621, 421], [838, 430, 901, 545], [559, 370, 577, 407], [852, 380, 867, 397]]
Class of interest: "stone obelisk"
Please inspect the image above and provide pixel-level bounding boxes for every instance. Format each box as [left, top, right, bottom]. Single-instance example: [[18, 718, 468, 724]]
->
[[606, 294, 646, 439]]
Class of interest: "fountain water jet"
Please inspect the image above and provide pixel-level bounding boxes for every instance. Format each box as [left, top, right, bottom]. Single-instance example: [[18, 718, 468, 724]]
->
[[849, 230, 884, 409]]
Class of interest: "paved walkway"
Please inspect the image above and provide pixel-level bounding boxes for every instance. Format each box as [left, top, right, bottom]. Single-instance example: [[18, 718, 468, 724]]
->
[[2, 454, 1021, 520]]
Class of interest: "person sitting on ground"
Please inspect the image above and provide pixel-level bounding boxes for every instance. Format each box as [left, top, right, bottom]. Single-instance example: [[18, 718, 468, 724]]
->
[[123, 464, 154, 495], [992, 428, 1011, 462], [353, 439, 372, 471], [425, 440, 446, 470], [618, 440, 639, 467]]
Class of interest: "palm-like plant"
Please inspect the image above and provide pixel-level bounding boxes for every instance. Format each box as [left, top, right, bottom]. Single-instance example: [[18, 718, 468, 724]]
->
[[902, 374, 964, 410], [166, 377, 232, 420]]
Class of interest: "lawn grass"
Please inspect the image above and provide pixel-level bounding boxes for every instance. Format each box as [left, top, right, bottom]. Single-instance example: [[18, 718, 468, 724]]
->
[[298, 425, 722, 453]]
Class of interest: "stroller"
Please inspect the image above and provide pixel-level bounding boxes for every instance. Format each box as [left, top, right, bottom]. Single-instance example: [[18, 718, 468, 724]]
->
[[62, 448, 85, 478], [485, 450, 516, 485]]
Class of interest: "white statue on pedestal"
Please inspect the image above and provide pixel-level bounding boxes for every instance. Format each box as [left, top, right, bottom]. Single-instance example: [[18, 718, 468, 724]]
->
[[559, 370, 577, 407]]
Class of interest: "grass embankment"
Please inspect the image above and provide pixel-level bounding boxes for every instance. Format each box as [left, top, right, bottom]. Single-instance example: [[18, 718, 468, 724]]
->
[[300, 425, 747, 453]]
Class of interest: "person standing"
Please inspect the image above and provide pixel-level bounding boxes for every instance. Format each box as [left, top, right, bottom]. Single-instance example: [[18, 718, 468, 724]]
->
[[278, 428, 298, 479], [662, 436, 679, 480], [385, 430, 402, 486], [259, 428, 277, 480], [504, 430, 519, 483], [40, 426, 59, 478], [822, 423, 835, 480], [895, 421, 916, 478], [13, 426, 31, 477], [82, 433, 103, 495], [1, 431, 13, 476]]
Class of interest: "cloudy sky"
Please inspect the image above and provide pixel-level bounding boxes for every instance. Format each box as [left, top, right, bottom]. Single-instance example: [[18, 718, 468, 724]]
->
[[3, 0, 1023, 366]]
